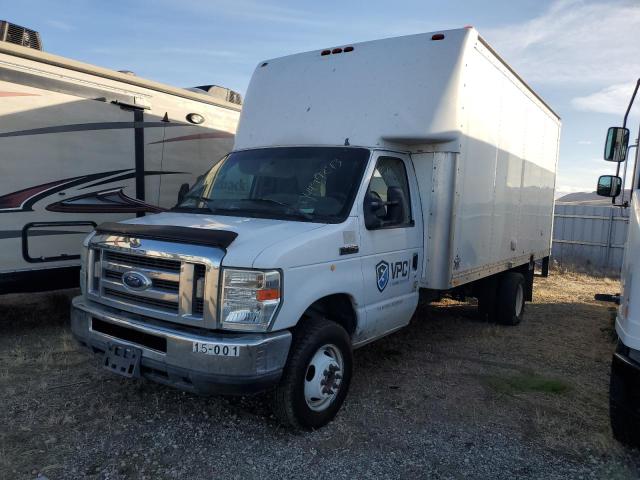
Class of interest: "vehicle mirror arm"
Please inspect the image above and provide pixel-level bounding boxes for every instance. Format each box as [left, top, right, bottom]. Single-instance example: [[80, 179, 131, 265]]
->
[[622, 79, 640, 131], [370, 199, 398, 208], [614, 78, 640, 202]]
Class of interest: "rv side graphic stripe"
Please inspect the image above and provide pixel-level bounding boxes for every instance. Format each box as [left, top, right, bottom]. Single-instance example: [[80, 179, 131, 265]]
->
[[0, 170, 184, 213], [0, 169, 130, 212], [0, 177, 77, 210], [148, 131, 233, 145], [46, 187, 166, 214], [0, 122, 181, 138], [0, 91, 40, 97]]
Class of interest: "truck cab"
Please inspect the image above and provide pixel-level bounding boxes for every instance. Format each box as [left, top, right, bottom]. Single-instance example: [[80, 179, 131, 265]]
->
[[72, 145, 425, 428], [71, 28, 560, 429], [597, 83, 640, 445]]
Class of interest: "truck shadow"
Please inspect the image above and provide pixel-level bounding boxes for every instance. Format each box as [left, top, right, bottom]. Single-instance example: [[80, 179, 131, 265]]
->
[[0, 288, 77, 333]]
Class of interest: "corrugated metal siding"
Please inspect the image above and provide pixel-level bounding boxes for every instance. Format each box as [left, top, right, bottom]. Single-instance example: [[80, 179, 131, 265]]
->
[[552, 203, 629, 271]]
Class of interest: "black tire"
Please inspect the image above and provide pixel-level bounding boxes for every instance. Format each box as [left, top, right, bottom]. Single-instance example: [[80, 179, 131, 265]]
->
[[477, 276, 498, 320], [272, 317, 353, 430], [610, 354, 640, 446], [495, 272, 525, 325]]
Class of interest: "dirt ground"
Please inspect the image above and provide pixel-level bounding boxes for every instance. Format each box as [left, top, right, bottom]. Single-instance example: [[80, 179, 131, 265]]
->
[[1, 271, 639, 479]]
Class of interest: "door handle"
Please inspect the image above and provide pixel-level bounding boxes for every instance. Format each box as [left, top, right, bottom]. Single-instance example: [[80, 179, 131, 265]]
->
[[340, 245, 359, 255]]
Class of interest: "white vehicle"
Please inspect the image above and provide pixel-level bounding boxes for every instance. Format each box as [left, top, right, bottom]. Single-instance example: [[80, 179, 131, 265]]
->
[[0, 21, 240, 293], [71, 28, 561, 429], [595, 78, 640, 446]]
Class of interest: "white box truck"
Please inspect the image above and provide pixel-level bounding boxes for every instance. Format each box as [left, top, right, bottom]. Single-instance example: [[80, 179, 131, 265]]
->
[[0, 21, 241, 293], [70, 27, 561, 429]]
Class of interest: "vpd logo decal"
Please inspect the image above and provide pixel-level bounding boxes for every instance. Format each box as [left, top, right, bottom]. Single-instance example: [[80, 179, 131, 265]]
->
[[376, 261, 389, 292]]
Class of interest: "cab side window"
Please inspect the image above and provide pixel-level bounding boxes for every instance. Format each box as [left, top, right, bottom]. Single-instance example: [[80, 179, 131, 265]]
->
[[364, 156, 413, 229]]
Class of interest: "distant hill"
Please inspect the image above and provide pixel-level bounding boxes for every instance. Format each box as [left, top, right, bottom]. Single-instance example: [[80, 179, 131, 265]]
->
[[556, 190, 631, 205]]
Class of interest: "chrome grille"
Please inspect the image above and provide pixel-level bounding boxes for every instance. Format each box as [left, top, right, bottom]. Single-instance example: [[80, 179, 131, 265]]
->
[[193, 264, 206, 316], [193, 299, 204, 316], [152, 278, 180, 292], [88, 244, 214, 327], [103, 288, 179, 312], [104, 250, 180, 272]]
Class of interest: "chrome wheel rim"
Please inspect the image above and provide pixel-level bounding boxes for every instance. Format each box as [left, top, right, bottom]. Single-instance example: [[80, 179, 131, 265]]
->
[[304, 344, 344, 412]]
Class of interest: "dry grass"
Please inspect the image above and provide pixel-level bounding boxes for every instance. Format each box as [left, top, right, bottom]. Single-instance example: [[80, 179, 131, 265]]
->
[[352, 268, 623, 457], [0, 272, 638, 479]]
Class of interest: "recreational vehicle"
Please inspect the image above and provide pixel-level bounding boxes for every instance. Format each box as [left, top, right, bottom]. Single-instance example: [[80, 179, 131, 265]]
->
[[0, 22, 241, 293]]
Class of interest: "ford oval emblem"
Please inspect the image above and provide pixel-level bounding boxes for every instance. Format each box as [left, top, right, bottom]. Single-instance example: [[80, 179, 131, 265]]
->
[[122, 271, 152, 291]]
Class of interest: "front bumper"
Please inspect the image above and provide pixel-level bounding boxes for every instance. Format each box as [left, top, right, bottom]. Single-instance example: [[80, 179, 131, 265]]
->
[[70, 296, 292, 395]]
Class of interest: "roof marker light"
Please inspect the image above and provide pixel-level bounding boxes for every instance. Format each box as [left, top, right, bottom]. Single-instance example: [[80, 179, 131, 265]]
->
[[332, 48, 343, 54], [321, 49, 331, 56], [431, 33, 445, 41], [344, 46, 354, 52]]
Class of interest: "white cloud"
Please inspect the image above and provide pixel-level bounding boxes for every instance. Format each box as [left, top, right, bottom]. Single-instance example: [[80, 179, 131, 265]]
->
[[572, 82, 639, 115], [484, 0, 640, 87]]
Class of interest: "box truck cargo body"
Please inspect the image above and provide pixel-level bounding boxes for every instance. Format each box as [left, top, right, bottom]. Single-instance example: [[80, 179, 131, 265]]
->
[[0, 26, 241, 293], [238, 29, 560, 290], [70, 28, 561, 429]]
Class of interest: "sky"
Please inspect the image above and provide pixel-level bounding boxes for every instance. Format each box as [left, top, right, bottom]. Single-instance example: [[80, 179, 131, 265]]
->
[[3, 0, 640, 197]]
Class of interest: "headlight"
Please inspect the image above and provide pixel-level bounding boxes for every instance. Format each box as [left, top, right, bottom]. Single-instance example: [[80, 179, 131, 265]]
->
[[220, 269, 281, 331]]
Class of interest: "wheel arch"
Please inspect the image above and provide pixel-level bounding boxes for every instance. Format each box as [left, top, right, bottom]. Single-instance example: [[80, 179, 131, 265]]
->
[[298, 293, 359, 337]]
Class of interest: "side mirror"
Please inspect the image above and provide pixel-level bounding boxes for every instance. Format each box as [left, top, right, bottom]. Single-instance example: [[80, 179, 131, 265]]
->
[[177, 183, 190, 204], [364, 192, 385, 229], [604, 127, 630, 162], [596, 175, 622, 197], [385, 186, 407, 224], [363, 188, 407, 229]]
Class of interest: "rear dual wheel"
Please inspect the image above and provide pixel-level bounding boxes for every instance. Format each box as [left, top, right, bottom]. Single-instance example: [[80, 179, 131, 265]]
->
[[478, 272, 525, 325]]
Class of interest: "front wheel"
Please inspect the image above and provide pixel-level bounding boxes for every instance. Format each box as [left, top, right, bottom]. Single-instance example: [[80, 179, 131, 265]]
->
[[272, 318, 353, 430]]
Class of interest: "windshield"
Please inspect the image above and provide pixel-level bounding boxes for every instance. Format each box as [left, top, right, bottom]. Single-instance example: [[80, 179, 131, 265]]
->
[[175, 147, 370, 223]]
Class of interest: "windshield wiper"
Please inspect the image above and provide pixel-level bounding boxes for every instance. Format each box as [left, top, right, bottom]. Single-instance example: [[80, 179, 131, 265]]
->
[[178, 197, 316, 220], [233, 198, 314, 220], [236, 198, 290, 208]]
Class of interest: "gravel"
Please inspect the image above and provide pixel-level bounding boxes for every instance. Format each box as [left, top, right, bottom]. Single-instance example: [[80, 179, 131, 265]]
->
[[1, 272, 639, 479]]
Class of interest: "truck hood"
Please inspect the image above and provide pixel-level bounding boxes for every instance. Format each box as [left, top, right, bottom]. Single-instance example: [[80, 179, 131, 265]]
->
[[121, 212, 327, 267]]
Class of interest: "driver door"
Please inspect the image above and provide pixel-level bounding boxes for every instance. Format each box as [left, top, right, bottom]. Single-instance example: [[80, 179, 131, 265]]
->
[[358, 152, 423, 339]]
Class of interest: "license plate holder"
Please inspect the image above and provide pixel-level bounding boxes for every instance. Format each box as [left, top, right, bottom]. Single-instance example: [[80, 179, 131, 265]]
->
[[103, 343, 142, 378]]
